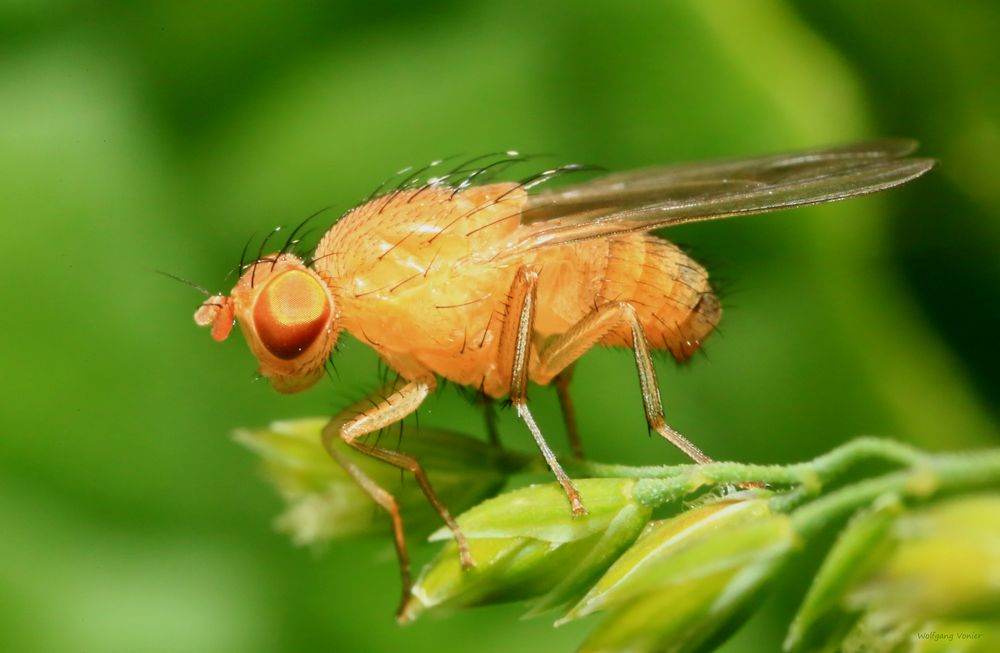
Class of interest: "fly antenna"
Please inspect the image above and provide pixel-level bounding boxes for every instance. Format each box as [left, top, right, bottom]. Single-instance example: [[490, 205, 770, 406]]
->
[[155, 269, 213, 297]]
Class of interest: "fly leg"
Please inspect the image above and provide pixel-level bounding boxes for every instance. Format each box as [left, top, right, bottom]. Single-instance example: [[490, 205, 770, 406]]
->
[[320, 376, 474, 618], [497, 266, 586, 515], [478, 394, 501, 447], [320, 443, 413, 616], [554, 364, 584, 458], [534, 301, 713, 464]]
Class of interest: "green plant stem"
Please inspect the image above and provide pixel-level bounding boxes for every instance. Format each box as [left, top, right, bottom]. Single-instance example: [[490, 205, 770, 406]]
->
[[571, 437, 925, 489], [570, 440, 1000, 528], [792, 449, 1000, 537], [806, 436, 926, 481]]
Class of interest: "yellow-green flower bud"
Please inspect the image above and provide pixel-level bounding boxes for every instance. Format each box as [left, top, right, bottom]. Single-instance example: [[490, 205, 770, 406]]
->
[[909, 621, 1000, 652], [838, 614, 1000, 653], [848, 494, 1000, 626], [403, 479, 652, 622], [791, 494, 1000, 653], [234, 417, 521, 544], [573, 495, 796, 653], [785, 494, 903, 653]]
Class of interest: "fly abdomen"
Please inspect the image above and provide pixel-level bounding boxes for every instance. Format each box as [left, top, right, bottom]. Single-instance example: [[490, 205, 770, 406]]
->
[[596, 235, 720, 361]]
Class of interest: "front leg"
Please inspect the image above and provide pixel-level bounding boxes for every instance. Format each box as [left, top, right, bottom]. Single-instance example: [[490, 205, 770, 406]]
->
[[497, 266, 586, 515], [320, 376, 473, 619]]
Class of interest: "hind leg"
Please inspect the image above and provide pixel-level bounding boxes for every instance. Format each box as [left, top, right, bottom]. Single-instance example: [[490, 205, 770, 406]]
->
[[534, 301, 712, 464]]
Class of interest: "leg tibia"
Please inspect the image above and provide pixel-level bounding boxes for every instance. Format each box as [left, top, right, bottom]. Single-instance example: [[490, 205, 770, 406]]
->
[[536, 301, 713, 464]]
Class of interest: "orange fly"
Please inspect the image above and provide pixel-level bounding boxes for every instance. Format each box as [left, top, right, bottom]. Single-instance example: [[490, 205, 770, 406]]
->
[[193, 140, 933, 614]]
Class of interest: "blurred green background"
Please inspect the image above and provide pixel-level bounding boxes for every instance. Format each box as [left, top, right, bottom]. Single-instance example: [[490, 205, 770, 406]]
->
[[1, 1, 997, 651]]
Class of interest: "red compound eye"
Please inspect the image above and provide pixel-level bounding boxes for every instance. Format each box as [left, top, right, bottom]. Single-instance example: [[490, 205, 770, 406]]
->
[[253, 270, 331, 360]]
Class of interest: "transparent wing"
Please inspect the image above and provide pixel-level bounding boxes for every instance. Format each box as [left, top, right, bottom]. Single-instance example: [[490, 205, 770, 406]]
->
[[509, 140, 934, 254]]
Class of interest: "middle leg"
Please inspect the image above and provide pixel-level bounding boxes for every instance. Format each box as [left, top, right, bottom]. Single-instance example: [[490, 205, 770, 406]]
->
[[496, 266, 586, 515]]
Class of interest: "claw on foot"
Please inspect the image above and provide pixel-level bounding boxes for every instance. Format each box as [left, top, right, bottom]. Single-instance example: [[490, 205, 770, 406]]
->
[[568, 489, 588, 517], [458, 546, 476, 570], [455, 532, 476, 569], [396, 592, 412, 624]]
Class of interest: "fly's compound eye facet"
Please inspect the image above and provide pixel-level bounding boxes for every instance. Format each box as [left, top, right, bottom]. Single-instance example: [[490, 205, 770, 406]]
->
[[253, 269, 331, 360]]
